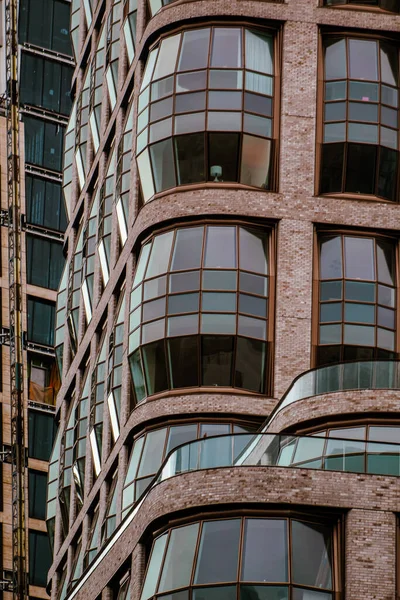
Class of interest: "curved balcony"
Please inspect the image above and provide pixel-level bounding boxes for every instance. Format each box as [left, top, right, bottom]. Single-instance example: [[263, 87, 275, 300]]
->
[[268, 360, 400, 425], [159, 430, 400, 481]]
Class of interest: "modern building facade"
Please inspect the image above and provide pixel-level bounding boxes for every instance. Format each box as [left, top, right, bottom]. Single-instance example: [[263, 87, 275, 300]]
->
[[48, 1, 400, 599], [0, 0, 73, 596]]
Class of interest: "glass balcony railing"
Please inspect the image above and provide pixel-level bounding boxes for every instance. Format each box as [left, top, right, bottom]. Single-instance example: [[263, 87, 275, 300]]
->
[[158, 432, 400, 482], [269, 360, 400, 424]]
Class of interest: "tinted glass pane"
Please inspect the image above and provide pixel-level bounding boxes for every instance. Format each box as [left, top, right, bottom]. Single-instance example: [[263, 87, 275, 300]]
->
[[378, 147, 397, 202], [320, 281, 342, 301], [345, 302, 375, 324], [240, 272, 268, 296], [292, 590, 332, 600], [240, 587, 289, 600], [291, 521, 332, 589], [235, 338, 266, 392], [241, 519, 288, 582], [168, 314, 199, 337], [239, 294, 267, 318], [168, 337, 200, 388], [348, 102, 378, 123], [377, 240, 395, 285], [142, 341, 169, 395], [172, 227, 203, 271], [193, 588, 237, 600], [211, 29, 242, 68], [29, 531, 52, 586], [175, 134, 205, 184], [170, 271, 200, 293], [208, 133, 240, 182], [320, 303, 342, 323], [175, 92, 206, 113], [345, 281, 375, 302], [320, 143, 344, 193], [140, 534, 168, 600], [344, 237, 375, 280], [325, 39, 346, 80], [245, 30, 273, 75], [349, 39, 378, 81], [209, 91, 242, 110], [150, 138, 176, 192], [153, 35, 180, 80], [325, 102, 346, 122], [138, 429, 166, 477], [203, 270, 236, 290], [178, 29, 210, 72], [344, 324, 375, 346], [320, 237, 342, 279], [28, 470, 47, 519], [166, 424, 198, 453], [349, 81, 378, 102], [194, 520, 241, 583], [159, 524, 199, 592], [146, 231, 174, 278], [240, 134, 272, 188], [204, 226, 236, 268], [381, 42, 398, 86], [201, 336, 234, 386], [169, 293, 199, 314], [202, 292, 236, 312], [239, 228, 268, 274]]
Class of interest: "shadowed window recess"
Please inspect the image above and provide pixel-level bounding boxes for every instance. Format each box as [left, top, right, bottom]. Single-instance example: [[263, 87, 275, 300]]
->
[[128, 224, 274, 401], [137, 27, 277, 201], [321, 37, 399, 201]]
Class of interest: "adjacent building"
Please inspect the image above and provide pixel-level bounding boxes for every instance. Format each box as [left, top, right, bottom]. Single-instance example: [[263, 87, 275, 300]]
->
[[48, 1, 400, 600], [0, 0, 73, 596]]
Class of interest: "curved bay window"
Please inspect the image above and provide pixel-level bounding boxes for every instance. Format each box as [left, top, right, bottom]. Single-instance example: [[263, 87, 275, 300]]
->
[[136, 27, 278, 202], [140, 516, 338, 599], [317, 233, 398, 366], [324, 0, 399, 10], [320, 36, 399, 201], [129, 224, 274, 401], [122, 421, 257, 517]]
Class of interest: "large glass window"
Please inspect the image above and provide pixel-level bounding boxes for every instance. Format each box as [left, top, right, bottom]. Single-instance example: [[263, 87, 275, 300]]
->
[[122, 422, 257, 516], [24, 116, 65, 172], [26, 235, 64, 290], [317, 233, 397, 366], [140, 517, 336, 599], [324, 0, 399, 10], [26, 175, 67, 232], [27, 296, 56, 346], [20, 52, 72, 115], [29, 470, 47, 520], [137, 27, 276, 201], [321, 37, 399, 201], [28, 409, 55, 460], [19, 0, 73, 55], [29, 530, 52, 586], [129, 224, 273, 401]]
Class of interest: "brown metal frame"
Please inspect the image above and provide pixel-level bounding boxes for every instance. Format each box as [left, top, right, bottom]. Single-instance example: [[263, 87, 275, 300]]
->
[[315, 30, 400, 203], [140, 513, 343, 599], [129, 219, 276, 402], [311, 226, 400, 367], [136, 22, 282, 201], [320, 0, 400, 13]]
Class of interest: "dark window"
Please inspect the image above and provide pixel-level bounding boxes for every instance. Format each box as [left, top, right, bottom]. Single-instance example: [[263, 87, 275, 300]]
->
[[20, 52, 72, 114], [28, 470, 47, 520], [28, 410, 55, 460], [325, 0, 399, 11], [24, 116, 65, 171], [26, 235, 64, 290], [19, 0, 72, 55], [29, 530, 52, 586], [321, 37, 399, 201], [26, 175, 67, 231], [27, 296, 56, 346], [317, 233, 397, 365]]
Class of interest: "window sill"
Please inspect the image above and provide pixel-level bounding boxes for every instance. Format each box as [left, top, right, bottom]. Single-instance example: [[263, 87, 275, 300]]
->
[[317, 192, 398, 205], [134, 385, 273, 407], [144, 182, 280, 206]]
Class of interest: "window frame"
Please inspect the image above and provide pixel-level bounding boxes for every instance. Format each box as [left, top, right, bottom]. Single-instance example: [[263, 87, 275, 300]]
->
[[316, 30, 400, 203], [312, 227, 400, 367], [140, 512, 343, 599], [128, 219, 276, 401], [136, 22, 282, 202]]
